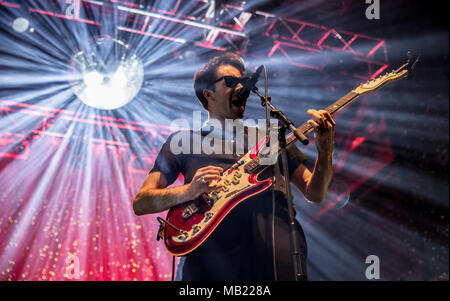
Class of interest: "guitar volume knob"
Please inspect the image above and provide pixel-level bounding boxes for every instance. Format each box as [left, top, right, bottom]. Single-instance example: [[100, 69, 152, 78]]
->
[[204, 212, 214, 222], [192, 225, 201, 234]]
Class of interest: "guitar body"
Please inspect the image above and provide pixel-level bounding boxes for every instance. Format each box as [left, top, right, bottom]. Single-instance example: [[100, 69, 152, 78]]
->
[[163, 138, 274, 256]]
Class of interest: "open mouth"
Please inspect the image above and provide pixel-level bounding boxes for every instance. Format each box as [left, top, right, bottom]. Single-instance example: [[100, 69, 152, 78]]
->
[[230, 91, 245, 107], [231, 98, 245, 109], [229, 91, 246, 117]]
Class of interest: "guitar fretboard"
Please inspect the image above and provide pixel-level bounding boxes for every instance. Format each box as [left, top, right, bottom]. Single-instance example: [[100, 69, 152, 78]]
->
[[285, 91, 360, 147]]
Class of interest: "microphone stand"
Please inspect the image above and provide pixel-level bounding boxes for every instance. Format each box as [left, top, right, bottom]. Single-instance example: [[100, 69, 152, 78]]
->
[[254, 88, 309, 146], [253, 87, 308, 281]]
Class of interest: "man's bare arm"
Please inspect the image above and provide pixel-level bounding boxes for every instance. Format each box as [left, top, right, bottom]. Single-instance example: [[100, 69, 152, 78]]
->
[[291, 109, 335, 203], [133, 172, 190, 215], [133, 166, 223, 215], [291, 152, 333, 203]]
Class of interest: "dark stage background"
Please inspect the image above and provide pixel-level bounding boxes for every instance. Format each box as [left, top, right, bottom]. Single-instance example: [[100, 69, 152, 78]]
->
[[0, 0, 448, 281]]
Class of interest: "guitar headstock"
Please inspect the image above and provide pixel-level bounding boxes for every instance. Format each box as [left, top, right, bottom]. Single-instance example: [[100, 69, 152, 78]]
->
[[353, 53, 419, 95], [353, 69, 409, 95]]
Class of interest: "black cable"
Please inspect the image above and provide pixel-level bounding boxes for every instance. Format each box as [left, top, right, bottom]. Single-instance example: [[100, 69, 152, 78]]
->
[[156, 216, 186, 235], [171, 256, 175, 281], [271, 176, 278, 281], [259, 65, 278, 281]]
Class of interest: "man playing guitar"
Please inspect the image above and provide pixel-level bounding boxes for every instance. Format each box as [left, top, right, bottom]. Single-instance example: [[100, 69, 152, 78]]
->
[[133, 52, 335, 280]]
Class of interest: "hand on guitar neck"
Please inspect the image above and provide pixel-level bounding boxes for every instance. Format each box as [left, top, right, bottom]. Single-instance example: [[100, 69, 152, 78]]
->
[[306, 109, 336, 155]]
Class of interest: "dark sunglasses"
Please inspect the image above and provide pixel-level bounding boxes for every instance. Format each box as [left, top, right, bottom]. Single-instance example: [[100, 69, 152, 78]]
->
[[207, 76, 249, 89]]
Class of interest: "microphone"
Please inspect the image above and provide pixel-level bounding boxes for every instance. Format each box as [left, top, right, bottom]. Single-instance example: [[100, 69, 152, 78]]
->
[[233, 65, 264, 106]]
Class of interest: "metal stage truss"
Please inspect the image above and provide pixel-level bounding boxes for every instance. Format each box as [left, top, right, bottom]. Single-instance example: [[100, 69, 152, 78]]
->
[[0, 0, 388, 79], [0, 0, 394, 214]]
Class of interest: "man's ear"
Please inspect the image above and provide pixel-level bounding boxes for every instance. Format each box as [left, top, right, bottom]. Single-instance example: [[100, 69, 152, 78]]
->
[[203, 88, 214, 102]]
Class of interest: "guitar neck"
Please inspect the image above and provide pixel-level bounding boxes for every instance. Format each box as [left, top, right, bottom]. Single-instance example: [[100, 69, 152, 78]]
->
[[285, 90, 360, 147]]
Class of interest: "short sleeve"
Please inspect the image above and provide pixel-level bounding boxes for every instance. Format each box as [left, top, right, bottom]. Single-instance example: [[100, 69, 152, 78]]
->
[[149, 133, 183, 186]]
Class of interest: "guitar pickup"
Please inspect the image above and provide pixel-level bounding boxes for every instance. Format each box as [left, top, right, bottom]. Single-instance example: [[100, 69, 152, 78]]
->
[[182, 204, 198, 219]]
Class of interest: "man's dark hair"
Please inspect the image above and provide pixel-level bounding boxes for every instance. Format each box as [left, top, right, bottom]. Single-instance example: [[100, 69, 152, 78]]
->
[[193, 52, 246, 110]]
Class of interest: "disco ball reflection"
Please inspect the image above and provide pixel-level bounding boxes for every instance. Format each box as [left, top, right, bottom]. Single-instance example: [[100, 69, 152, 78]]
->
[[69, 37, 144, 110]]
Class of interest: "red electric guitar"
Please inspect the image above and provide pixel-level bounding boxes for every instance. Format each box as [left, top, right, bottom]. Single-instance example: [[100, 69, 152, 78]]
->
[[157, 56, 418, 256]]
